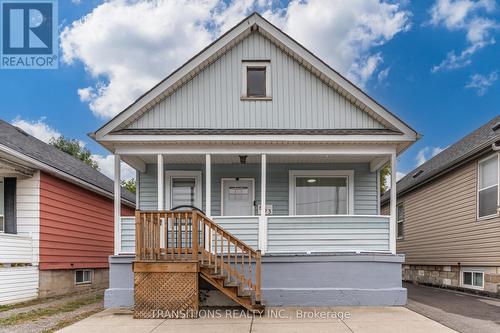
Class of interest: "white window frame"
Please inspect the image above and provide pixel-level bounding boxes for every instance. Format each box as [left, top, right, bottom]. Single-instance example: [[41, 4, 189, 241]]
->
[[75, 269, 92, 285], [0, 177, 4, 233], [165, 171, 202, 210], [241, 61, 271, 100], [288, 170, 355, 215], [460, 268, 484, 290], [220, 178, 256, 217], [397, 202, 404, 240], [477, 153, 500, 221]]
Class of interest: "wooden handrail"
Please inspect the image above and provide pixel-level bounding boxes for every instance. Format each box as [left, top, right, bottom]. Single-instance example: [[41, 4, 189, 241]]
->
[[135, 210, 262, 303]]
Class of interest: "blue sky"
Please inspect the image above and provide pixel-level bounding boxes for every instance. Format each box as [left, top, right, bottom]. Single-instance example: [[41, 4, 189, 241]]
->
[[0, 0, 499, 180]]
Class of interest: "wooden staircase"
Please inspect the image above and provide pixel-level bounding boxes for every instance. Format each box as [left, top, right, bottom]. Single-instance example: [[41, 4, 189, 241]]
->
[[135, 210, 264, 313]]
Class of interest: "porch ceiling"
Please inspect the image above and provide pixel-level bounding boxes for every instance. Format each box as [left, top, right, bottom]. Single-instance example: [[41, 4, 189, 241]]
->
[[133, 154, 376, 165]]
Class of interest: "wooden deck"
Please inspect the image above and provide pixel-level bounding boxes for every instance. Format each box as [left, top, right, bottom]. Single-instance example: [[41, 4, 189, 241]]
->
[[133, 210, 263, 317]]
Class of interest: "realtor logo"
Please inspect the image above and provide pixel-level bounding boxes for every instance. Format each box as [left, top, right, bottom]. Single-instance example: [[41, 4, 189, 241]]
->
[[1, 0, 58, 69]]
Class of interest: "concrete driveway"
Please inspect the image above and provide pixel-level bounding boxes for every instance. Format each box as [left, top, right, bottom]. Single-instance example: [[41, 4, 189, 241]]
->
[[56, 306, 454, 333], [406, 282, 500, 333]]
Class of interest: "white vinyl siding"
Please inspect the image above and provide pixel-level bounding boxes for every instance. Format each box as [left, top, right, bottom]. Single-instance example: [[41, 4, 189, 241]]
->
[[0, 172, 40, 305], [267, 215, 390, 253], [126, 31, 385, 130]]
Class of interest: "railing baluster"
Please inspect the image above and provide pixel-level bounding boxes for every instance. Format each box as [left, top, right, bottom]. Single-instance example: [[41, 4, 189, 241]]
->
[[192, 211, 198, 261], [184, 212, 188, 260]]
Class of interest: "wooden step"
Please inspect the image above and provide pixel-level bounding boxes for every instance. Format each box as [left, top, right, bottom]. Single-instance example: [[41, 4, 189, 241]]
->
[[199, 271, 262, 312]]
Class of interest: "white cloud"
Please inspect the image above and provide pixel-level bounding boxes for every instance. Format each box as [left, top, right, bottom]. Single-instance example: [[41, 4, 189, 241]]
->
[[385, 171, 406, 190], [377, 67, 391, 85], [465, 70, 498, 95], [267, 0, 410, 87], [91, 154, 136, 181], [429, 0, 498, 72], [61, 0, 411, 118], [416, 146, 445, 166], [11, 117, 61, 143]]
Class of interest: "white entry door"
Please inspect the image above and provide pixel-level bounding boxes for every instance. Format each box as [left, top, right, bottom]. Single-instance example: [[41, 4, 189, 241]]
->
[[222, 179, 254, 216]]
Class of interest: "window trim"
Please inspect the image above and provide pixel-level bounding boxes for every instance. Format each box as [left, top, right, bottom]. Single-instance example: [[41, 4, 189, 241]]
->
[[460, 269, 484, 290], [164, 171, 202, 210], [0, 177, 3, 233], [477, 153, 500, 221], [75, 269, 92, 285], [241, 61, 271, 100], [220, 178, 256, 217], [396, 202, 404, 240], [288, 170, 355, 215]]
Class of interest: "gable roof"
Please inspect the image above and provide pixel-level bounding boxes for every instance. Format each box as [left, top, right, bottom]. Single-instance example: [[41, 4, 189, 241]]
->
[[0, 119, 135, 205], [92, 12, 418, 147], [381, 115, 500, 204]]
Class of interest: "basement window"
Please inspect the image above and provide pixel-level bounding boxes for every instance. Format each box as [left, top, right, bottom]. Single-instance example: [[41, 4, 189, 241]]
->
[[242, 61, 271, 99], [461, 270, 484, 290], [75, 269, 92, 285]]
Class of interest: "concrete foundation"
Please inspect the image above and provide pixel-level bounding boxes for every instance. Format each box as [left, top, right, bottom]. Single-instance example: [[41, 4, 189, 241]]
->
[[105, 253, 406, 308], [39, 268, 108, 298], [262, 253, 406, 306]]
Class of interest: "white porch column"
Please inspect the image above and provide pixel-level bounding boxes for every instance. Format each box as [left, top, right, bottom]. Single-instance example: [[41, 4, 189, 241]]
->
[[205, 154, 211, 217], [389, 152, 397, 254], [157, 154, 164, 210], [114, 154, 121, 255], [259, 154, 267, 253]]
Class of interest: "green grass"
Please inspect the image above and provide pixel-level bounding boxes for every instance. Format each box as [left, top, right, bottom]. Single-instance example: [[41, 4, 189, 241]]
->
[[42, 308, 103, 333], [0, 294, 103, 326]]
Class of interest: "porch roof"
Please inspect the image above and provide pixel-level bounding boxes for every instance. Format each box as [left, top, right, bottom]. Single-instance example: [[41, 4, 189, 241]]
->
[[111, 128, 403, 136]]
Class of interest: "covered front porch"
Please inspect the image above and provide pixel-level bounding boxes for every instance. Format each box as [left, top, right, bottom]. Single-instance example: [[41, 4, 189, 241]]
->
[[114, 146, 398, 256]]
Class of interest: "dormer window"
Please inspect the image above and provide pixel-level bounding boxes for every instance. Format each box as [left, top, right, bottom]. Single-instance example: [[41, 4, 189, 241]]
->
[[242, 61, 271, 100]]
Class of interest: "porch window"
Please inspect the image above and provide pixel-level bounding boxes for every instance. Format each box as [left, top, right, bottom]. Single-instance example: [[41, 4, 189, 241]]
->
[[171, 178, 196, 207], [0, 177, 16, 234], [397, 203, 404, 239], [165, 171, 202, 210], [295, 177, 347, 215], [478, 155, 499, 219]]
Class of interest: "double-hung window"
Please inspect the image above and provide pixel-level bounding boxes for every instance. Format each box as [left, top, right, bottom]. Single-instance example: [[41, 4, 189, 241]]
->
[[478, 155, 499, 219], [397, 203, 404, 239], [0, 178, 4, 232], [0, 177, 16, 234]]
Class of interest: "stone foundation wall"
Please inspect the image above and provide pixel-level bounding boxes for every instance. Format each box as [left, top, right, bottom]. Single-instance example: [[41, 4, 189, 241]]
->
[[403, 265, 500, 295], [39, 268, 109, 298]]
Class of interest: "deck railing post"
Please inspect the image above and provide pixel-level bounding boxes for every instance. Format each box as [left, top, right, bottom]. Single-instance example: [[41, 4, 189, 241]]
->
[[192, 211, 199, 261], [255, 250, 261, 303], [135, 210, 141, 260]]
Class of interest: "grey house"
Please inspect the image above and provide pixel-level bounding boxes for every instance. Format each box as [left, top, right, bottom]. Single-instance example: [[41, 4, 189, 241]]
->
[[92, 13, 419, 308]]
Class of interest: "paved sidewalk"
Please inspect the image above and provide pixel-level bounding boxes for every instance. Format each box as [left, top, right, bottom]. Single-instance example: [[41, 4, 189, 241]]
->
[[56, 306, 455, 333]]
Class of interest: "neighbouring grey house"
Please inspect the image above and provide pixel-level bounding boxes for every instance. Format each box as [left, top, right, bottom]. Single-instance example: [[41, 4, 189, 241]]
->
[[381, 115, 500, 295], [92, 13, 419, 309]]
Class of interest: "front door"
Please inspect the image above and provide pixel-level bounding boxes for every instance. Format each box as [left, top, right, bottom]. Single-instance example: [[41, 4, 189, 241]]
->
[[222, 179, 254, 216]]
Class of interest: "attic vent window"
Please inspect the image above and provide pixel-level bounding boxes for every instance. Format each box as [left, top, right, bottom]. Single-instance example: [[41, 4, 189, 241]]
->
[[242, 61, 271, 100], [491, 122, 500, 132], [412, 170, 423, 178]]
